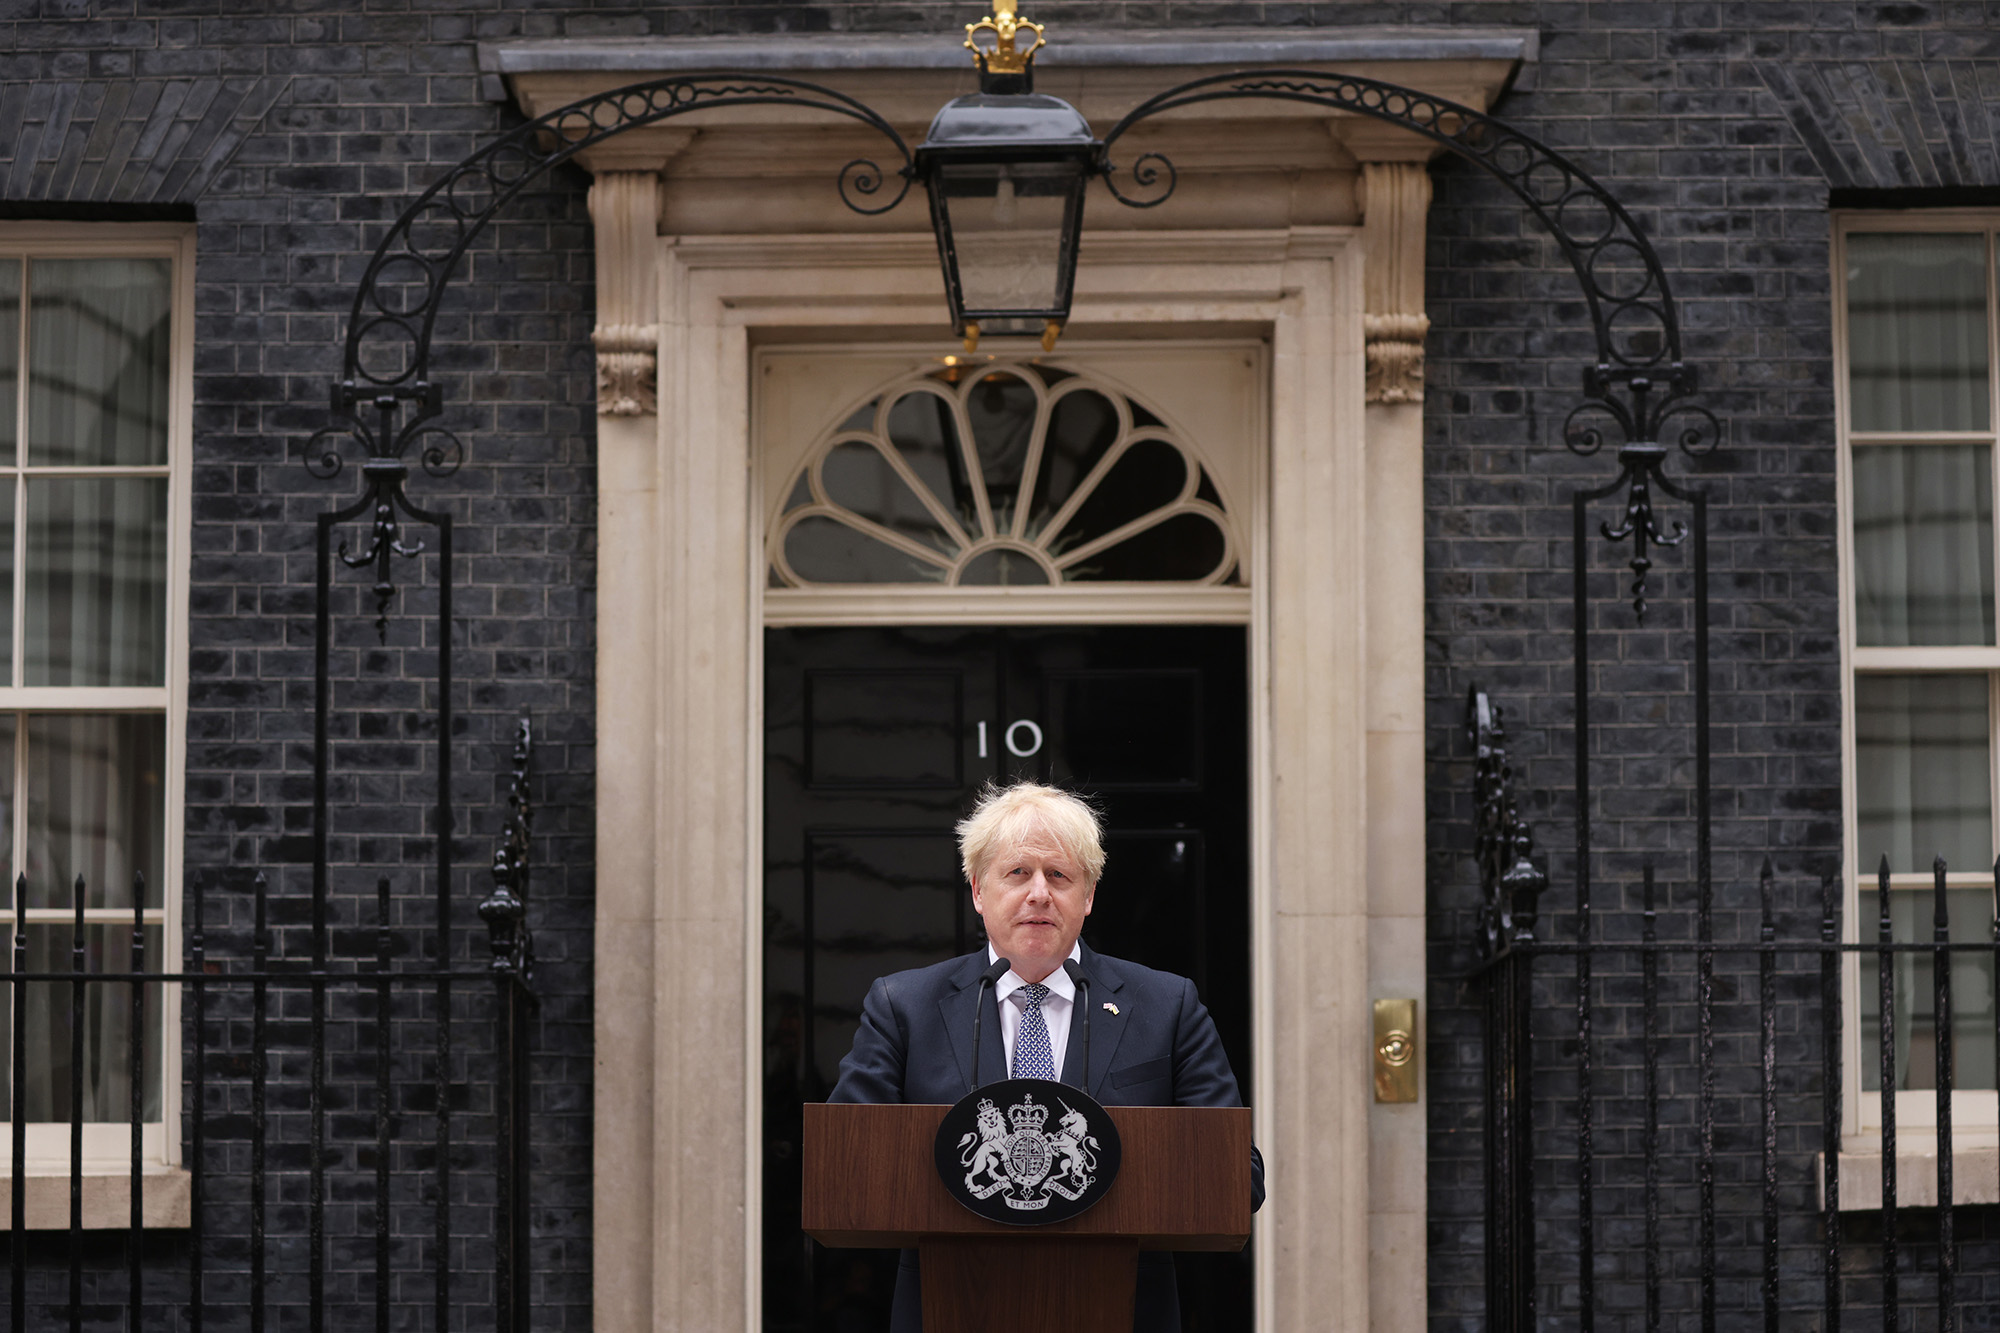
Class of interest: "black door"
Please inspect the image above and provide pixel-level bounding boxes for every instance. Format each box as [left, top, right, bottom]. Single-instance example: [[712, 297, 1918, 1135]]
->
[[763, 625, 1251, 1333]]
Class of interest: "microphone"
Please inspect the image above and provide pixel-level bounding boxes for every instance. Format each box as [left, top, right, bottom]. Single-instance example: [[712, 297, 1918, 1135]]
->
[[1062, 958, 1090, 1092], [968, 956, 1012, 1094]]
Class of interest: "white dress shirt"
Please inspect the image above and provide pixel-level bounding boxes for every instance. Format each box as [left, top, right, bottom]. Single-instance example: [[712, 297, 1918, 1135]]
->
[[988, 942, 1082, 1081]]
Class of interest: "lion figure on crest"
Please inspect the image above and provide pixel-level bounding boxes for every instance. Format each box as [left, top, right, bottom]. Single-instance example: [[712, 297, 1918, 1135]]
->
[[957, 1098, 1009, 1198]]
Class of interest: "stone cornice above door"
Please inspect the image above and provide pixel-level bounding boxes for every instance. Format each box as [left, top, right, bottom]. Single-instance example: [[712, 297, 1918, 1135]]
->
[[480, 28, 1532, 231], [493, 28, 1531, 413]]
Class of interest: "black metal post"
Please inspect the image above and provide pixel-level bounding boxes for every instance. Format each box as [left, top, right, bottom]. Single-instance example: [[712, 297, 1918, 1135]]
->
[[1643, 865, 1660, 1333], [1932, 856, 1954, 1331], [1483, 945, 1535, 1331], [251, 872, 268, 1333], [1876, 856, 1897, 1330], [1572, 487, 1596, 1332], [189, 873, 207, 1333], [376, 877, 394, 1333], [129, 876, 145, 1332], [1689, 493, 1715, 1333], [1576, 849, 1594, 1331], [68, 874, 85, 1333], [10, 875, 25, 1331], [1759, 858, 1778, 1333]]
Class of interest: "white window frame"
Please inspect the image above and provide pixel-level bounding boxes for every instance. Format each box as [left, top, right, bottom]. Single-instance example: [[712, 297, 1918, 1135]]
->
[[1834, 210, 2000, 1155], [0, 222, 193, 1182]]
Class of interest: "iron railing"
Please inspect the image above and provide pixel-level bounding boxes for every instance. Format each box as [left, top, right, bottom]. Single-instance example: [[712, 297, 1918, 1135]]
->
[[2, 720, 535, 1332], [1473, 689, 2000, 1329]]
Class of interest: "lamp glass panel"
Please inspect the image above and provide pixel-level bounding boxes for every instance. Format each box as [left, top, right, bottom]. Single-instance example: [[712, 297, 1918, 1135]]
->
[[938, 163, 1078, 315]]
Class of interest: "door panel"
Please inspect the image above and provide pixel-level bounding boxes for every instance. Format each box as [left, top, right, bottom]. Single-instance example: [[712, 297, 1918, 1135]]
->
[[1045, 667, 1205, 790], [764, 625, 1250, 1333], [806, 669, 965, 788]]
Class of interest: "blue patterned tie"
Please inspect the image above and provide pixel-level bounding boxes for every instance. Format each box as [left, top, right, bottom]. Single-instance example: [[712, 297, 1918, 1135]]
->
[[1013, 983, 1055, 1080]]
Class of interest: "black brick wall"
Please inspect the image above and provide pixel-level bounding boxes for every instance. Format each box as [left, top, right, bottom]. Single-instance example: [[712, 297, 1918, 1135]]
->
[[2, 1, 1996, 1328]]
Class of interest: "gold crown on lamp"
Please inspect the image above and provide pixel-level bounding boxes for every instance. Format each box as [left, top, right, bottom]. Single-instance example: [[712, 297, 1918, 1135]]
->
[[964, 0, 1046, 77]]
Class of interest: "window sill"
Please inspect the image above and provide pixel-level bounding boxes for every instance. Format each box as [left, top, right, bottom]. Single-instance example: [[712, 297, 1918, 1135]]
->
[[0, 1167, 191, 1230], [1818, 1150, 2000, 1210]]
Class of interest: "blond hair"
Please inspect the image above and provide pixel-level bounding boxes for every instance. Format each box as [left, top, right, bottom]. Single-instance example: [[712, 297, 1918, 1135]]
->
[[956, 781, 1106, 887]]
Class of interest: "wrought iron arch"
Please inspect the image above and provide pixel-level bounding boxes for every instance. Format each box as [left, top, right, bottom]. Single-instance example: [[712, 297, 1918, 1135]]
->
[[315, 73, 912, 485], [1100, 71, 1719, 475]]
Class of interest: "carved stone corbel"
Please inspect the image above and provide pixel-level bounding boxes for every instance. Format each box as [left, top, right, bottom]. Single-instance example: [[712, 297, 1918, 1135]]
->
[[587, 170, 661, 417], [1358, 161, 1433, 404]]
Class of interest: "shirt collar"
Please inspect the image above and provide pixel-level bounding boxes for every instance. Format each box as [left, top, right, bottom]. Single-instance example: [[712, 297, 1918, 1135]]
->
[[987, 942, 1080, 1003]]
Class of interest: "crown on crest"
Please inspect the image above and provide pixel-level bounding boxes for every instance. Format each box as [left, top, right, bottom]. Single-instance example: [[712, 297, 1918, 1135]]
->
[[1007, 1095, 1049, 1133]]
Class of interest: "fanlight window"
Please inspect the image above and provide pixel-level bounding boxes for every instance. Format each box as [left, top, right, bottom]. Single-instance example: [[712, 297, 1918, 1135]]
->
[[769, 362, 1239, 587]]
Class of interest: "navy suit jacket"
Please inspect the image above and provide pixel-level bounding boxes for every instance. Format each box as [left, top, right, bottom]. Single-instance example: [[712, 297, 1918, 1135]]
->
[[828, 944, 1264, 1332]]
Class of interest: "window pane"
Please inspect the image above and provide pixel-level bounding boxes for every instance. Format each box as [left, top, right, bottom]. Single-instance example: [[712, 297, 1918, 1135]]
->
[[885, 391, 978, 533], [3, 925, 162, 1122], [1047, 439, 1187, 557], [1855, 674, 1992, 874], [1028, 389, 1119, 540], [1859, 888, 1999, 1091], [1846, 233, 1990, 433], [26, 476, 168, 686], [21, 713, 165, 911], [27, 257, 172, 466], [781, 515, 948, 585], [819, 441, 955, 555], [0, 258, 18, 458], [1852, 444, 1995, 645], [964, 371, 1036, 533]]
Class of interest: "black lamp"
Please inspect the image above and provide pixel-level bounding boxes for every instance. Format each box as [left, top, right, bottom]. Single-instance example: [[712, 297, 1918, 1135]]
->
[[915, 2, 1099, 352]]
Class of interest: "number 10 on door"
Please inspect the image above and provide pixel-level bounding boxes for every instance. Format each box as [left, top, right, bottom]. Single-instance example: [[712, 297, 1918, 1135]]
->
[[976, 720, 1043, 759]]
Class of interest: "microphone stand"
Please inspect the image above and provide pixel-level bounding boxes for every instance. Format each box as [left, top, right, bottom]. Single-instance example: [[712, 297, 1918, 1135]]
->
[[1062, 958, 1090, 1092], [968, 956, 1011, 1095]]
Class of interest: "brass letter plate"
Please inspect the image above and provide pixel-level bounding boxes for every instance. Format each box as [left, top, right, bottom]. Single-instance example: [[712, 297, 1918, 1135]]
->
[[1372, 998, 1418, 1103]]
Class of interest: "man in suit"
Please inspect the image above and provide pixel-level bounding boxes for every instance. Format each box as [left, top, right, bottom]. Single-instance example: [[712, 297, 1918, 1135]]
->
[[829, 781, 1264, 1332]]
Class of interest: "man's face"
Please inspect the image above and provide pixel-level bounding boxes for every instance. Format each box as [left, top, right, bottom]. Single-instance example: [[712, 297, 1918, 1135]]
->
[[970, 833, 1095, 984]]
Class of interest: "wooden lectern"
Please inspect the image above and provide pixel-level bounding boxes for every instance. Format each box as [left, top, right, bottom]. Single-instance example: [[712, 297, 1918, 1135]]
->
[[803, 1102, 1251, 1333]]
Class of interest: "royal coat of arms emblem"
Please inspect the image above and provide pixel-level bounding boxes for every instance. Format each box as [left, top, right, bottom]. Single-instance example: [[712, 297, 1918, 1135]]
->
[[933, 1077, 1123, 1225]]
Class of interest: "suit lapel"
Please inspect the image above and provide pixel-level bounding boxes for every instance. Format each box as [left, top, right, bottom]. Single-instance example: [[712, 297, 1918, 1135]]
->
[[1078, 945, 1132, 1099], [938, 954, 1008, 1093]]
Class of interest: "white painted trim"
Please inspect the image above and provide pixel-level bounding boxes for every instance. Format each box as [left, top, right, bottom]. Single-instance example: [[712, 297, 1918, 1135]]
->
[[763, 586, 1254, 625], [0, 225, 193, 1179], [1831, 212, 2000, 1147], [1852, 646, 2000, 671]]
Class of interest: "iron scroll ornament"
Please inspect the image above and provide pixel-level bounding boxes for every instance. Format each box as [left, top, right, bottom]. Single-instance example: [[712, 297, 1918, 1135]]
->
[[935, 1077, 1123, 1225], [307, 73, 914, 629], [1098, 71, 1719, 620]]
